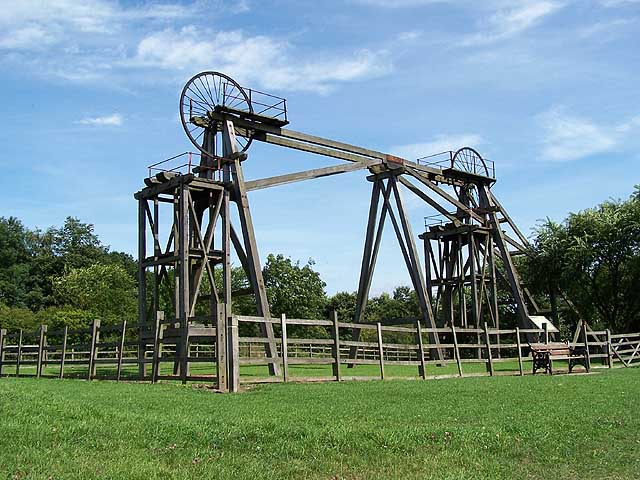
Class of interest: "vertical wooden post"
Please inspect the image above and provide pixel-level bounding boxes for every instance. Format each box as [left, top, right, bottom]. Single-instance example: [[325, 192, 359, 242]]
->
[[331, 311, 341, 382], [515, 327, 523, 376], [281, 314, 289, 383], [451, 324, 463, 377], [581, 321, 591, 372], [88, 319, 100, 380], [227, 313, 240, 392], [151, 314, 162, 383], [543, 322, 549, 345], [137, 198, 147, 379], [178, 184, 190, 385], [484, 322, 494, 376], [0, 329, 5, 377], [59, 326, 67, 379], [416, 321, 426, 379], [608, 328, 612, 368], [16, 329, 23, 377], [376, 322, 385, 380], [36, 324, 47, 378], [116, 320, 127, 381], [215, 303, 228, 392]]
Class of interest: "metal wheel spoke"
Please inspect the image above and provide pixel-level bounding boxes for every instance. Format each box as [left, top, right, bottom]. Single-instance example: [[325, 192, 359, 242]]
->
[[180, 71, 254, 158]]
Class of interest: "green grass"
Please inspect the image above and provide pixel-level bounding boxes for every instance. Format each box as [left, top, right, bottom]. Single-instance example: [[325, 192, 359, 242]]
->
[[1, 368, 638, 479], [5, 356, 548, 380]]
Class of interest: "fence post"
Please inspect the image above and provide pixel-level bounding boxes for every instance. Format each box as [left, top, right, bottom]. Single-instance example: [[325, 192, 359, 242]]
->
[[281, 314, 289, 383], [0, 329, 5, 377], [416, 321, 426, 379], [117, 320, 127, 381], [215, 303, 228, 392], [59, 326, 68, 379], [515, 327, 524, 376], [16, 329, 23, 377], [484, 322, 494, 376], [581, 321, 591, 372], [36, 324, 47, 378], [451, 324, 463, 377], [543, 322, 549, 345], [88, 319, 100, 380], [605, 329, 612, 369], [376, 322, 385, 380], [331, 311, 341, 382], [227, 313, 239, 392]]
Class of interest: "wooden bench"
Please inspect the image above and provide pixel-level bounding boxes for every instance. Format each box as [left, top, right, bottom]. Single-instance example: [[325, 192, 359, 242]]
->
[[529, 342, 589, 375]]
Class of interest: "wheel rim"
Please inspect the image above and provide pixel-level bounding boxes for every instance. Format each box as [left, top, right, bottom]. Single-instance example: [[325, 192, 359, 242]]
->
[[179, 71, 253, 157], [451, 147, 489, 177]]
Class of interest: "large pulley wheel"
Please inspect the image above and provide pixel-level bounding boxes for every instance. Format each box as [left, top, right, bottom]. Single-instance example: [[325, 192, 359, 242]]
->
[[451, 147, 489, 213], [179, 71, 253, 157], [451, 147, 489, 177]]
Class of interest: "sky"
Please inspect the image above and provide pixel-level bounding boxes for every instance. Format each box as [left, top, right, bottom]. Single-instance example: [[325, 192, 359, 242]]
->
[[1, 0, 639, 295]]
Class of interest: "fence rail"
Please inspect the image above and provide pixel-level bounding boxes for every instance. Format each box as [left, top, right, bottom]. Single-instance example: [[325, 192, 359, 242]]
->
[[0, 316, 638, 391]]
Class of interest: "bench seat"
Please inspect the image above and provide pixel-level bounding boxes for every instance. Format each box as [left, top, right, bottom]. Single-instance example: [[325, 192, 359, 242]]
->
[[529, 342, 589, 375]]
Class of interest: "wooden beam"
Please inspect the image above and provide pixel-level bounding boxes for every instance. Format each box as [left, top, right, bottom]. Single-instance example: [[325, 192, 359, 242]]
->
[[489, 190, 530, 247], [260, 133, 379, 164], [404, 167, 485, 223], [245, 161, 376, 191], [396, 176, 461, 225], [224, 121, 280, 376]]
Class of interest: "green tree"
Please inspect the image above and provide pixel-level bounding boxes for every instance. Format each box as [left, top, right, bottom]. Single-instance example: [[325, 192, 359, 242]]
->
[[0, 217, 32, 308], [0, 302, 38, 331], [325, 291, 357, 322], [263, 254, 327, 320], [525, 188, 640, 332], [53, 264, 137, 325]]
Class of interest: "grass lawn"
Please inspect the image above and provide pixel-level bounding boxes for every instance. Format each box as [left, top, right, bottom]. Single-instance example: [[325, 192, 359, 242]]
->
[[0, 368, 638, 479]]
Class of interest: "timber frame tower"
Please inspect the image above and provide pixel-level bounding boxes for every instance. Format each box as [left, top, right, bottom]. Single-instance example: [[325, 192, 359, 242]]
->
[[135, 71, 546, 390]]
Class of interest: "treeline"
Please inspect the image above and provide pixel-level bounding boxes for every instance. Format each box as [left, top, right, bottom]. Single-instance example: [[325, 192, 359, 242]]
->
[[523, 187, 640, 333], [1, 186, 639, 334], [0, 216, 421, 333]]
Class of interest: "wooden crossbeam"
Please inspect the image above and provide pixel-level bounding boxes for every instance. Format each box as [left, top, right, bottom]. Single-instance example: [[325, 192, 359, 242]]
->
[[245, 161, 376, 191]]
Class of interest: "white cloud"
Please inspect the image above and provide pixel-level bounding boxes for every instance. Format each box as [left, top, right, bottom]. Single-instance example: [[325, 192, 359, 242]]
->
[[397, 30, 423, 42], [460, 1, 562, 46], [0, 0, 213, 51], [599, 0, 640, 6], [0, 24, 54, 49], [537, 107, 640, 161], [353, 0, 452, 6], [131, 27, 392, 93], [78, 114, 123, 126], [0, 2, 392, 93], [390, 134, 483, 160], [577, 18, 636, 40]]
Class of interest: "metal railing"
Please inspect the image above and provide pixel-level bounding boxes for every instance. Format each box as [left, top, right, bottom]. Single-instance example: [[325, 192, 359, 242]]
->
[[222, 81, 288, 122], [417, 151, 495, 178]]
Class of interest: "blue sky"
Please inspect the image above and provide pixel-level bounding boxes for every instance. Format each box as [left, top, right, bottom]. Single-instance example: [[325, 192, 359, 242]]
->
[[1, 0, 638, 295]]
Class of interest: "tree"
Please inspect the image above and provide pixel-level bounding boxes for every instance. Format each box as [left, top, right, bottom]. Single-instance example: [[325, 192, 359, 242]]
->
[[53, 264, 137, 324], [0, 217, 32, 308], [0, 302, 38, 331], [325, 291, 357, 322], [263, 254, 327, 320], [525, 188, 640, 332]]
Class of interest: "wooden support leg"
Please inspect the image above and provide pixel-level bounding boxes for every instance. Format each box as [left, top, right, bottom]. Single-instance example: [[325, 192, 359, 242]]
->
[[349, 179, 383, 365], [225, 141, 280, 376], [389, 176, 442, 360], [137, 197, 149, 379]]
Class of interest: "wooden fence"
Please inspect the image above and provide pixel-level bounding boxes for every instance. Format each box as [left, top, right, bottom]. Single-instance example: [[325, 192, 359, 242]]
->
[[0, 316, 638, 391]]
